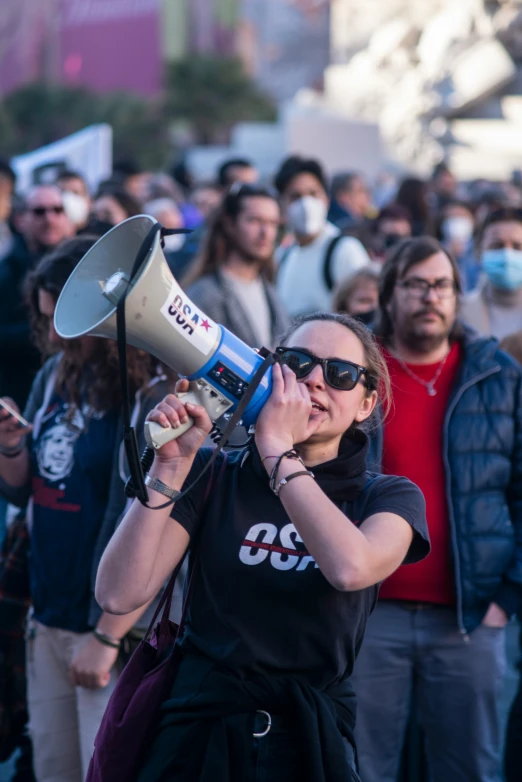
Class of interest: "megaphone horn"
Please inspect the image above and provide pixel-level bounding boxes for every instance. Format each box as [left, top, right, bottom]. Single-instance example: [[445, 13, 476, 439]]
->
[[54, 215, 273, 449]]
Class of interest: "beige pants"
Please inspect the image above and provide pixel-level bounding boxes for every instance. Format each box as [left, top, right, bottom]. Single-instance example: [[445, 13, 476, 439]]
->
[[26, 619, 118, 782]]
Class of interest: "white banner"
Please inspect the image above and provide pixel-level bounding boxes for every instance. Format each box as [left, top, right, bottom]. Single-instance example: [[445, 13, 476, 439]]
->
[[11, 124, 113, 194]]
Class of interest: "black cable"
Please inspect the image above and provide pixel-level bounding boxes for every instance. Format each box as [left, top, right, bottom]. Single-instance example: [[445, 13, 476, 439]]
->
[[133, 350, 278, 510]]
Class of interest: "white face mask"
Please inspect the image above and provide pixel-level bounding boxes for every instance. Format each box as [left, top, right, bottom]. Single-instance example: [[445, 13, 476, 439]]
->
[[441, 216, 473, 243], [62, 190, 90, 227], [286, 196, 327, 237], [163, 233, 185, 252]]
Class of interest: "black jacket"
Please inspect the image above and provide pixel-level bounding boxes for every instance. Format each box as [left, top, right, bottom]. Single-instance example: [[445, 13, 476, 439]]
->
[[369, 330, 522, 633], [137, 650, 359, 782], [0, 234, 42, 409]]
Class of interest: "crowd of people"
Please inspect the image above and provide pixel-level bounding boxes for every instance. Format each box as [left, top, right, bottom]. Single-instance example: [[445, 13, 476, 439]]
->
[[0, 151, 521, 782]]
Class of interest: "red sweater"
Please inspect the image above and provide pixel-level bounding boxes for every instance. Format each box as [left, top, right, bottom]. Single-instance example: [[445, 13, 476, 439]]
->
[[379, 342, 462, 605]]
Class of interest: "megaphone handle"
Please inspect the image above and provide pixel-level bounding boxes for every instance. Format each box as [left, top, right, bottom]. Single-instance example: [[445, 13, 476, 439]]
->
[[145, 417, 194, 449], [144, 389, 200, 450]]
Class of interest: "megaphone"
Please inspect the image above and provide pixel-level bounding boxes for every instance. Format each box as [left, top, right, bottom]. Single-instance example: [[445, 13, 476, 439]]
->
[[54, 215, 273, 448]]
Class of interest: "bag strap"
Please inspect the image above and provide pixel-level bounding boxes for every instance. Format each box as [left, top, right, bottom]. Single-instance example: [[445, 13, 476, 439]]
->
[[322, 234, 343, 292], [144, 450, 229, 640]]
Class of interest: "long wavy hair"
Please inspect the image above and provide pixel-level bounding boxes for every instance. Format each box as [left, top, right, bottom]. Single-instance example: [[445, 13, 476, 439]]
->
[[182, 184, 278, 286], [25, 237, 172, 415]]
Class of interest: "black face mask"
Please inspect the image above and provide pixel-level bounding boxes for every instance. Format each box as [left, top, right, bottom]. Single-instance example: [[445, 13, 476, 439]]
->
[[353, 310, 376, 328], [383, 233, 404, 250]]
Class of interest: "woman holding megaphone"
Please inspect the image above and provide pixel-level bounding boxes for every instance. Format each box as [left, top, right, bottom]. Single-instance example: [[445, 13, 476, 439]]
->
[[97, 312, 430, 781]]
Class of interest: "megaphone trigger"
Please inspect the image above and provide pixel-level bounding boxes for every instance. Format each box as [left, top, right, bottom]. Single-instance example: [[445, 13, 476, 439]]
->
[[144, 381, 233, 450]]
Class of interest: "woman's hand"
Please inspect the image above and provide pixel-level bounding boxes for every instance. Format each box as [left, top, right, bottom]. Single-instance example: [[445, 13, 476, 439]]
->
[[69, 634, 119, 689], [255, 363, 321, 456], [145, 379, 212, 465], [0, 398, 32, 451]]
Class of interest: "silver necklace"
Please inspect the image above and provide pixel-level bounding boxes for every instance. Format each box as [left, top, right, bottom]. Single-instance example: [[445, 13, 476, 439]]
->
[[395, 352, 449, 396]]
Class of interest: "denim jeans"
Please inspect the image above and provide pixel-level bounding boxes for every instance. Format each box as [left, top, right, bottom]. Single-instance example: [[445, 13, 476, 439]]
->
[[504, 623, 522, 782], [351, 601, 506, 782]]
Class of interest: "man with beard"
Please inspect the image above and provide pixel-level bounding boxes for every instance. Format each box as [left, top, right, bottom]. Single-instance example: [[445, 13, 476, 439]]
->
[[0, 185, 74, 409], [183, 184, 289, 349], [351, 236, 522, 782]]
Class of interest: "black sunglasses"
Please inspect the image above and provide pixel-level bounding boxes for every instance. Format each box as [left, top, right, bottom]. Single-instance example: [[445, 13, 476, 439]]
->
[[30, 205, 65, 217], [276, 347, 372, 391]]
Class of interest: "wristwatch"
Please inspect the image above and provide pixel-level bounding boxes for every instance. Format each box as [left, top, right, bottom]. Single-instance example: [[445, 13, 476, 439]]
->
[[144, 474, 182, 501]]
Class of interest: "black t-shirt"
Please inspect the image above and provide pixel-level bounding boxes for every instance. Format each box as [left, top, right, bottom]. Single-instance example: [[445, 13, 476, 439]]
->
[[171, 433, 429, 690]]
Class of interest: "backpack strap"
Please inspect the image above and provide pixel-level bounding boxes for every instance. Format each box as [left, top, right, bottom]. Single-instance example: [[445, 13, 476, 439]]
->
[[276, 243, 295, 279], [322, 234, 344, 292]]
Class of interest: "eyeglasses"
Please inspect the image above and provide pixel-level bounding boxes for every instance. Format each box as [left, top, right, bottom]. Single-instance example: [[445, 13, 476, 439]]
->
[[276, 347, 372, 391], [30, 205, 65, 217], [397, 278, 456, 299]]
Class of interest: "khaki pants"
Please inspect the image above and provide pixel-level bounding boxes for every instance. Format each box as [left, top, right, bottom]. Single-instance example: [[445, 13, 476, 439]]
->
[[27, 619, 118, 782]]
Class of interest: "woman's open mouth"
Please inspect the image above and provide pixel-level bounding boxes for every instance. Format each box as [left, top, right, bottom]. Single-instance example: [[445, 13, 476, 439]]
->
[[310, 400, 327, 413]]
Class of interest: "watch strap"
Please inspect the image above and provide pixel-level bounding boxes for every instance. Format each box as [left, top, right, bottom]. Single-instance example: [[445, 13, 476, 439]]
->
[[144, 474, 182, 501]]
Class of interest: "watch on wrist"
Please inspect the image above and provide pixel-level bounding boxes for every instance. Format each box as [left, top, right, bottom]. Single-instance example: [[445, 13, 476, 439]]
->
[[145, 474, 182, 501]]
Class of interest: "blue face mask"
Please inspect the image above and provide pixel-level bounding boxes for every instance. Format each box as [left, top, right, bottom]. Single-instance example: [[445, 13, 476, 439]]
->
[[482, 248, 522, 291]]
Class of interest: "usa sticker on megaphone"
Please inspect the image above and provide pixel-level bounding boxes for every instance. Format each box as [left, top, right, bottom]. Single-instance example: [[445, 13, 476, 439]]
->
[[160, 284, 218, 357]]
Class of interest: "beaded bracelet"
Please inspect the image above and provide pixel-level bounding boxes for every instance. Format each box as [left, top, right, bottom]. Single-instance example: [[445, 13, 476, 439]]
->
[[273, 469, 315, 497], [0, 447, 24, 459]]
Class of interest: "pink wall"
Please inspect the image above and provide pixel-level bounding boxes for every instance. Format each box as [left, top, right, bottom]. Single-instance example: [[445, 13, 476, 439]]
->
[[0, 0, 162, 97], [60, 0, 162, 95]]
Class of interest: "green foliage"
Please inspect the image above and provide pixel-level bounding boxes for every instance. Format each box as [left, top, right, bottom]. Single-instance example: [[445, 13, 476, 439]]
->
[[0, 58, 277, 164], [0, 83, 172, 169], [165, 56, 276, 144]]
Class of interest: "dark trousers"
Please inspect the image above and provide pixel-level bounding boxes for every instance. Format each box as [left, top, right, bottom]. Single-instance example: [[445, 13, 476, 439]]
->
[[246, 713, 360, 782], [504, 625, 522, 782], [137, 712, 360, 781], [351, 602, 505, 782]]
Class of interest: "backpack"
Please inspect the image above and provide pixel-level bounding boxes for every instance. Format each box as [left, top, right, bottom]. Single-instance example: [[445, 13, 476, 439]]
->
[[278, 234, 343, 292]]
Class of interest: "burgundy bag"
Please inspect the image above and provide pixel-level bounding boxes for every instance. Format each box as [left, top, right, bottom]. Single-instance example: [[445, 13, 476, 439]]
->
[[86, 453, 228, 782]]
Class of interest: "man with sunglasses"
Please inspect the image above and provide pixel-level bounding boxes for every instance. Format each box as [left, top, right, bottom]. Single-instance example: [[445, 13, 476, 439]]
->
[[351, 236, 522, 782], [0, 185, 74, 411], [461, 206, 522, 339]]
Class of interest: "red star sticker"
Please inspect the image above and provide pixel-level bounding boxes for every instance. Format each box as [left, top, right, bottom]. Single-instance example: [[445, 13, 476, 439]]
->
[[200, 319, 212, 332]]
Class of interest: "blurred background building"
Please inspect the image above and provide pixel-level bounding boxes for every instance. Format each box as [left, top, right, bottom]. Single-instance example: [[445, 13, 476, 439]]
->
[[2, 0, 522, 181], [0, 0, 329, 100]]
